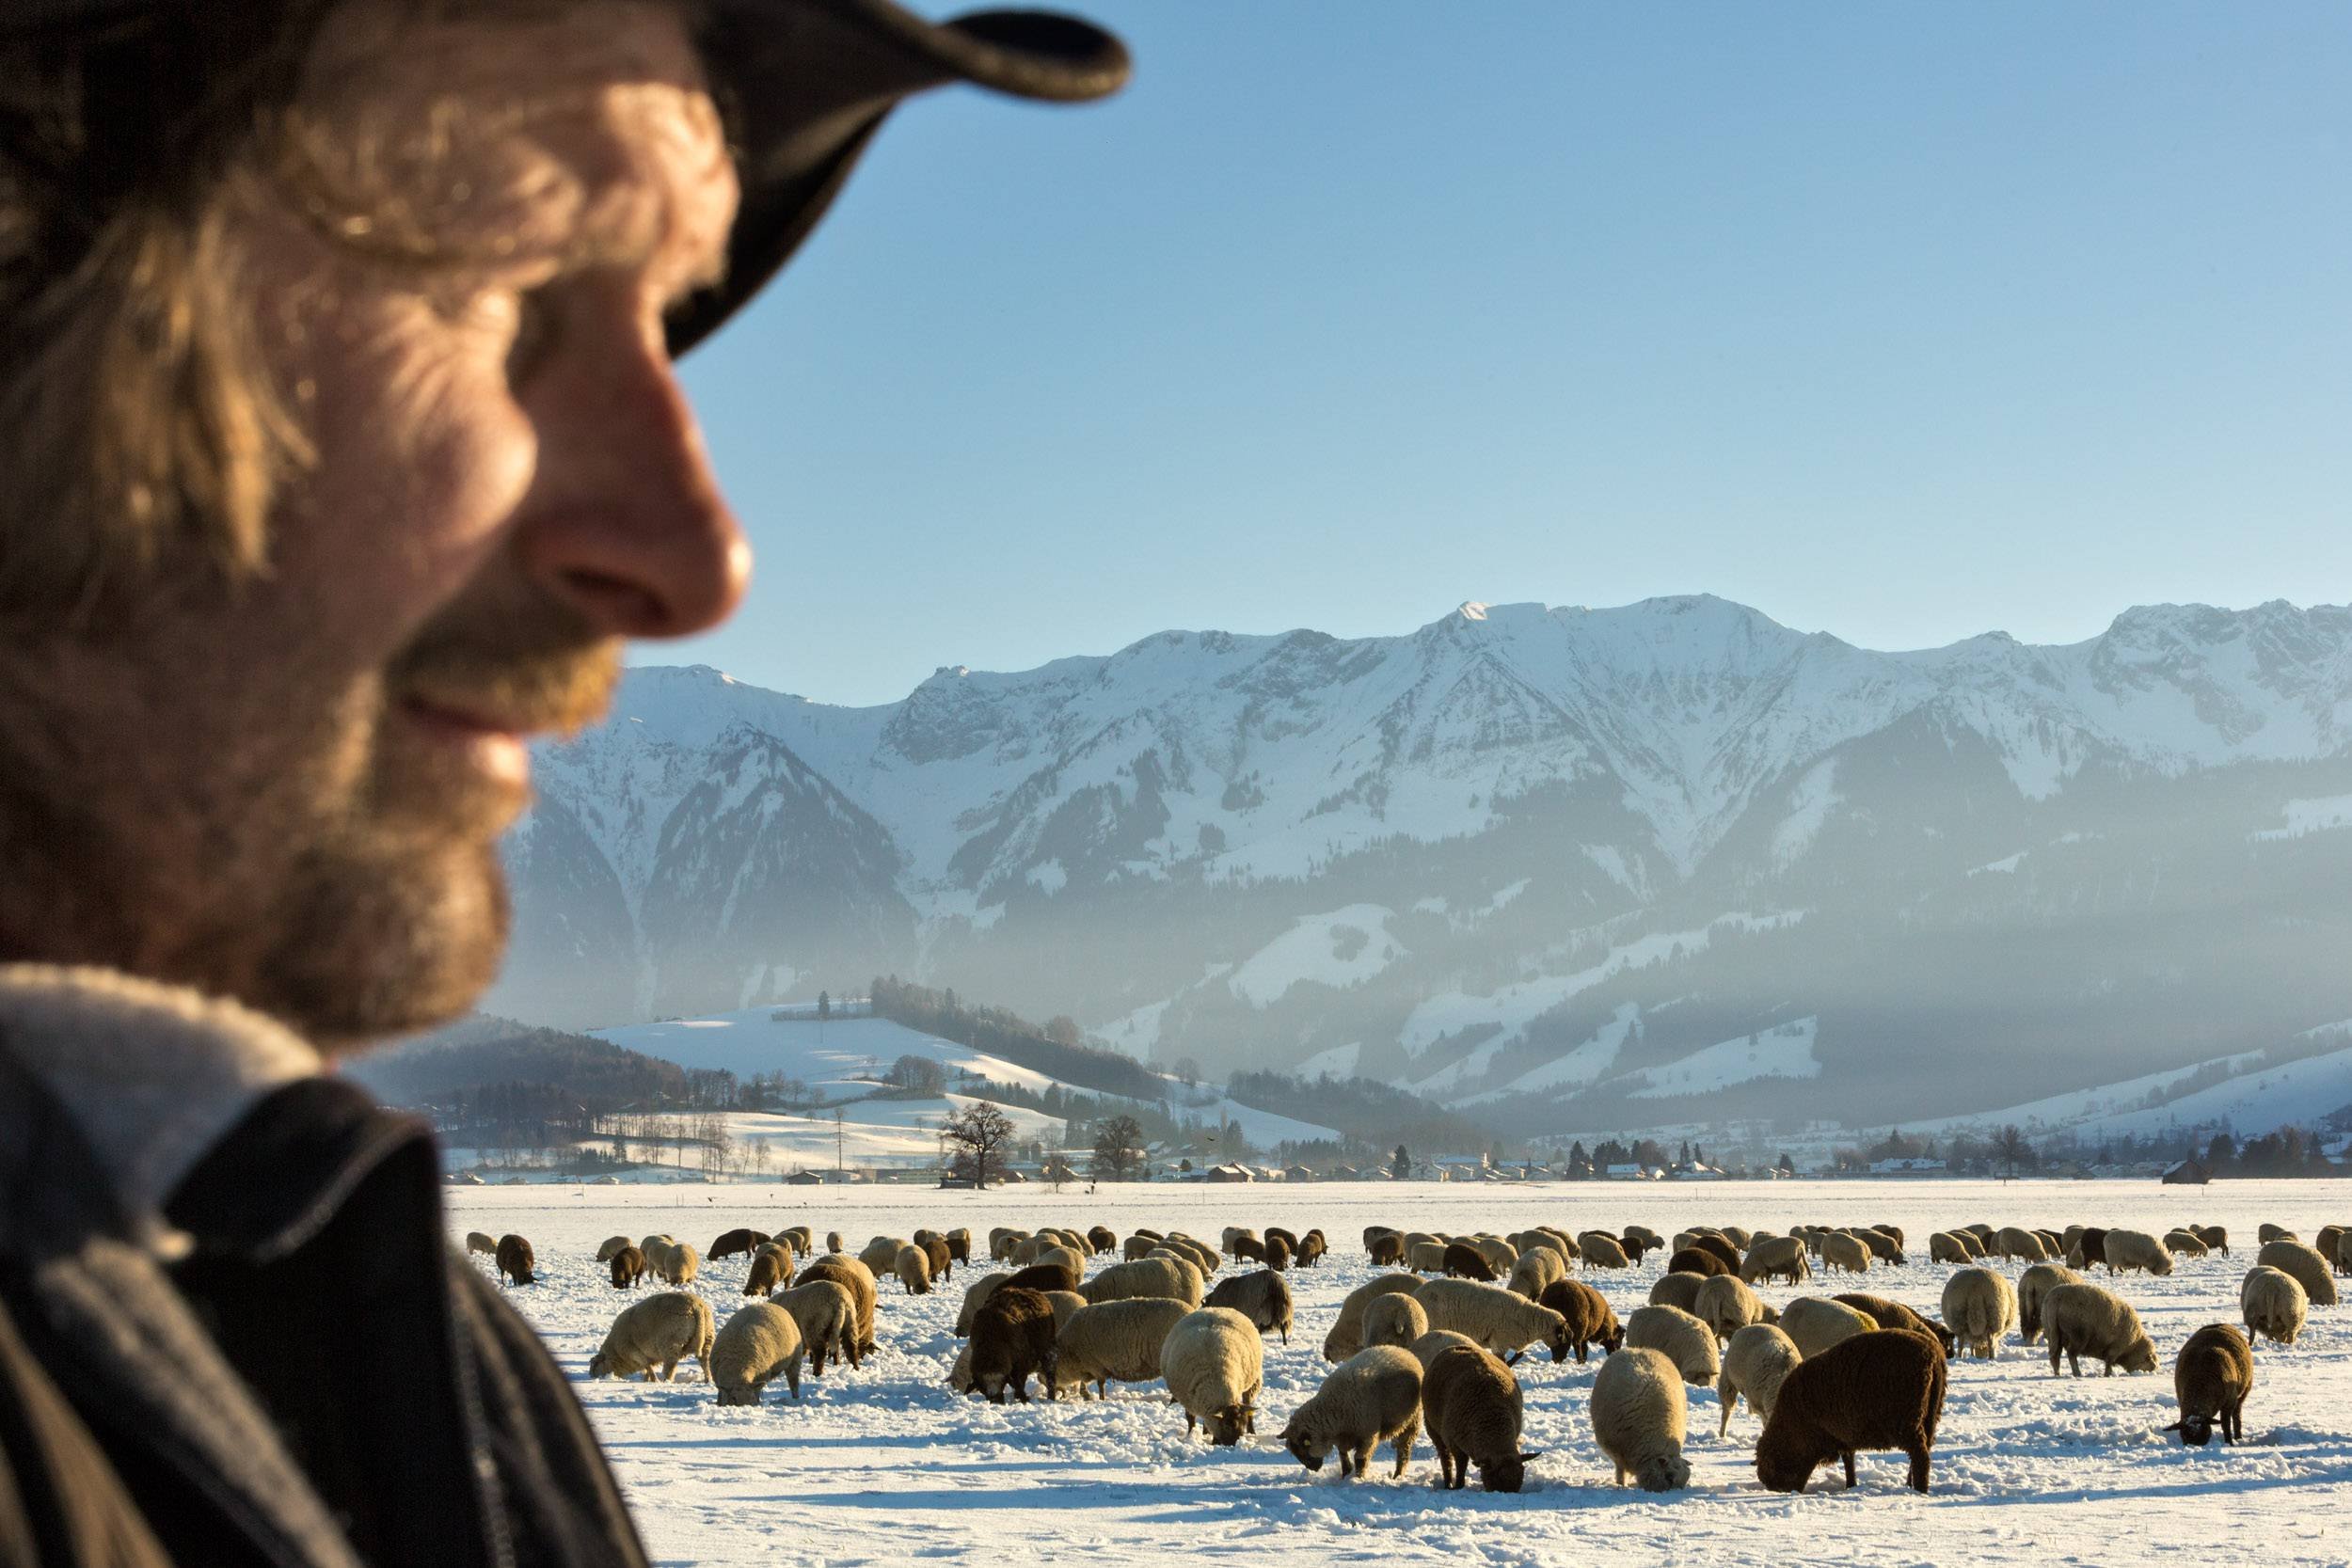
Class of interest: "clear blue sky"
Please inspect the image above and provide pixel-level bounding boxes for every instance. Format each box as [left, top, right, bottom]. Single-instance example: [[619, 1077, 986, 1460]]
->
[[669, 2, 2350, 708]]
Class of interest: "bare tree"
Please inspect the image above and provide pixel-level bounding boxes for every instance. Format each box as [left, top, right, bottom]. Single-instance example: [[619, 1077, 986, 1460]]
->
[[1090, 1115, 1146, 1182], [942, 1101, 1016, 1189], [1996, 1124, 2029, 1183]]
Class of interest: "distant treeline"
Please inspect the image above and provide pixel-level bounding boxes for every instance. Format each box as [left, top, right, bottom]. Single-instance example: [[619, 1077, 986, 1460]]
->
[[870, 976, 1164, 1101], [353, 1016, 735, 1117], [1224, 1069, 1484, 1151]]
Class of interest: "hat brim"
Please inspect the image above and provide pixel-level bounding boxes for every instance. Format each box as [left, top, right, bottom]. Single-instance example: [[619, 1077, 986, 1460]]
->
[[666, 0, 1129, 356]]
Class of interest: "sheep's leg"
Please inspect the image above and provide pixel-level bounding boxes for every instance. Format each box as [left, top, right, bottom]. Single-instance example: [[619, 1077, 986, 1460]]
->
[[1906, 1444, 1930, 1492], [1842, 1451, 1857, 1489], [1719, 1389, 1737, 1437], [1393, 1418, 1417, 1478]]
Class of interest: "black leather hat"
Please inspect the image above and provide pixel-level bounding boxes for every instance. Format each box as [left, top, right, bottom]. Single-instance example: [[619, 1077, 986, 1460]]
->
[[3, 0, 1129, 356]]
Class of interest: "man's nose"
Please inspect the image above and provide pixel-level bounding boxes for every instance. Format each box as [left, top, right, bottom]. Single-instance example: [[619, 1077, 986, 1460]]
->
[[516, 308, 752, 641]]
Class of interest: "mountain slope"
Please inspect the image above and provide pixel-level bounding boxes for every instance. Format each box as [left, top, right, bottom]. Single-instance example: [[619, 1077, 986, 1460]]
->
[[483, 595, 2352, 1141]]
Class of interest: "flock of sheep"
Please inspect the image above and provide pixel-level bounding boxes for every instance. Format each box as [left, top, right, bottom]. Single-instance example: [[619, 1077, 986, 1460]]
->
[[464, 1209, 2349, 1496]]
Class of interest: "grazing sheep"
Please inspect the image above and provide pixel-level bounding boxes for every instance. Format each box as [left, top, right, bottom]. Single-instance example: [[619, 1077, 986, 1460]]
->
[[495, 1234, 535, 1287], [799, 1258, 879, 1356], [1053, 1297, 1192, 1400], [1690, 1234, 1742, 1272], [1831, 1293, 1953, 1358], [1422, 1344, 1534, 1493], [955, 1273, 1010, 1337], [2259, 1224, 2296, 1244], [1360, 1291, 1429, 1351], [923, 1236, 954, 1284], [1624, 1304, 1722, 1387], [609, 1245, 646, 1290], [1087, 1225, 1118, 1256], [1414, 1279, 1572, 1363], [2166, 1323, 2252, 1447], [1232, 1236, 1267, 1264], [744, 1243, 795, 1297], [1756, 1330, 1947, 1494], [1508, 1245, 1568, 1300], [1031, 1244, 1085, 1277], [2255, 1240, 2337, 1307], [590, 1292, 715, 1383], [1591, 1347, 1691, 1491], [1664, 1247, 1730, 1280], [1647, 1273, 1706, 1315], [1407, 1329, 1482, 1372], [1298, 1229, 1328, 1267], [966, 1287, 1059, 1404], [592, 1235, 629, 1262], [2193, 1224, 2229, 1258], [2164, 1229, 2210, 1260], [782, 1227, 815, 1257], [711, 1302, 804, 1405], [770, 1279, 857, 1374], [1693, 1275, 1772, 1344], [1280, 1346, 1422, 1480], [1154, 1236, 1219, 1275], [1160, 1307, 1263, 1445], [1995, 1227, 2048, 1262], [1954, 1230, 1989, 1260], [1222, 1227, 1256, 1258], [1441, 1241, 1498, 1281], [1819, 1232, 1871, 1275], [1741, 1235, 1812, 1287], [825, 1230, 844, 1255], [1040, 1291, 1088, 1334], [1940, 1268, 2018, 1361], [2042, 1284, 2157, 1377], [861, 1236, 911, 1275], [1578, 1231, 1632, 1269], [643, 1240, 698, 1288], [895, 1243, 933, 1296], [2014, 1263, 2083, 1345], [1622, 1224, 1662, 1250], [2102, 1229, 2173, 1277], [465, 1231, 498, 1258], [1122, 1235, 1158, 1261], [709, 1227, 769, 1260], [1928, 1231, 1971, 1265], [1264, 1235, 1293, 1272], [1717, 1323, 1803, 1436], [1325, 1275, 1424, 1362], [990, 1228, 1027, 1261], [1002, 1261, 1082, 1296], [1537, 1279, 1623, 1363], [2240, 1264, 2309, 1346], [1407, 1241, 1450, 1275], [1082, 1256, 1203, 1308], [1205, 1269, 1295, 1344], [1368, 1233, 1406, 1267], [2067, 1227, 2108, 1272], [1782, 1297, 1879, 1360], [2318, 1225, 2345, 1274]]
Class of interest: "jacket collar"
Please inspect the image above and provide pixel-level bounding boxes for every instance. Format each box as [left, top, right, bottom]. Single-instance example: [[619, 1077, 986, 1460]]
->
[[0, 963, 322, 1243]]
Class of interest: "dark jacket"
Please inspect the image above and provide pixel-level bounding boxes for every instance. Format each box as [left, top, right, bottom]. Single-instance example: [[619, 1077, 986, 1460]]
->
[[0, 1043, 647, 1568]]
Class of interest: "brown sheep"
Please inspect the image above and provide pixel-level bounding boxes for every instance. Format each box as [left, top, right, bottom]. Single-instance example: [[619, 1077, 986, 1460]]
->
[[495, 1234, 534, 1287], [709, 1227, 769, 1260], [1232, 1235, 1266, 1263], [2070, 1227, 2109, 1272], [1422, 1344, 1537, 1493], [1298, 1229, 1328, 1267], [1002, 1261, 1080, 1295], [1832, 1293, 1953, 1358], [1441, 1242, 1498, 1281], [1691, 1234, 1741, 1272], [1664, 1247, 1729, 1278], [924, 1236, 954, 1284], [1265, 1234, 1293, 1272], [609, 1245, 645, 1290], [799, 1258, 878, 1357], [1088, 1225, 1118, 1255], [1756, 1329, 1947, 1494], [745, 1243, 795, 1296], [968, 1287, 1058, 1403], [1538, 1279, 1624, 1364], [1368, 1233, 1405, 1267], [2166, 1323, 2252, 1447]]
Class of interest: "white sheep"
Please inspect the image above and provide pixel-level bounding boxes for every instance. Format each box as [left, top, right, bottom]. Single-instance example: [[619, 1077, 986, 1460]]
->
[[594, 1235, 630, 1263], [1361, 1290, 1429, 1351], [2042, 1283, 2157, 1377], [2254, 1241, 2337, 1307], [1507, 1245, 1567, 1300], [895, 1243, 933, 1296], [2240, 1264, 2308, 1347], [1780, 1296, 1878, 1360], [955, 1272, 1011, 1337], [1740, 1235, 1810, 1286], [2102, 1229, 2175, 1277], [1279, 1345, 1422, 1480], [1692, 1275, 1771, 1344], [1160, 1307, 1263, 1445], [862, 1235, 911, 1275], [1407, 1328, 1482, 1372], [1716, 1323, 1802, 1436], [1995, 1226, 2049, 1262], [1325, 1275, 1422, 1362], [769, 1279, 858, 1374], [2016, 1262, 2082, 1345], [1413, 1279, 1569, 1362], [1577, 1231, 1631, 1269], [711, 1301, 803, 1405], [1591, 1347, 1691, 1491], [1082, 1256, 1203, 1308], [1819, 1232, 1870, 1275], [590, 1291, 714, 1383], [1053, 1297, 1192, 1400], [1941, 1267, 2018, 1361], [1623, 1304, 1721, 1387]]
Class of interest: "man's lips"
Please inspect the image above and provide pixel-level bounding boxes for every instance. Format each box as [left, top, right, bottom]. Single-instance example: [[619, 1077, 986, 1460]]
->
[[398, 695, 539, 785]]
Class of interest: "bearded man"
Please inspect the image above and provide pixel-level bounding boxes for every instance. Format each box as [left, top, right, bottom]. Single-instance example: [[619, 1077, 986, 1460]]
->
[[0, 3, 1123, 1562]]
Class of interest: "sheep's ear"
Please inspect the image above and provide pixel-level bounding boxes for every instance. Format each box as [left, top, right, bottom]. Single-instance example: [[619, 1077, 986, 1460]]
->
[[1503, 1351, 1525, 1367], [1518, 1450, 1544, 1462]]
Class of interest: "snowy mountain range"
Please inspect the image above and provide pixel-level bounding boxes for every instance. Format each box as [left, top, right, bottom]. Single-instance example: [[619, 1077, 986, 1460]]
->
[[486, 594, 2352, 1143]]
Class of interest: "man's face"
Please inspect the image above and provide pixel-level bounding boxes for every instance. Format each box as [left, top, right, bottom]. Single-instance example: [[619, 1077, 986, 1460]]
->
[[0, 1, 746, 1044]]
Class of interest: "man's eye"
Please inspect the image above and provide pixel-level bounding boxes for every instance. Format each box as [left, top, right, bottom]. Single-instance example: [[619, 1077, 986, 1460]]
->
[[506, 289, 561, 384]]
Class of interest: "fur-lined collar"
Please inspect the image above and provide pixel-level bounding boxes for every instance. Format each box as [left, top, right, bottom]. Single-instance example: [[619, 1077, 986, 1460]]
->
[[0, 964, 322, 1239]]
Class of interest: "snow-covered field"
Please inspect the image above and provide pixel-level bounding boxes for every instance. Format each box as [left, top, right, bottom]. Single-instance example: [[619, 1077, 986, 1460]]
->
[[449, 1180, 2352, 1567]]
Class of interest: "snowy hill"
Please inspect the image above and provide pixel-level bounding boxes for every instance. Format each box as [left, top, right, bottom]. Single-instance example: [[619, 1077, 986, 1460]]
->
[[485, 594, 2352, 1142]]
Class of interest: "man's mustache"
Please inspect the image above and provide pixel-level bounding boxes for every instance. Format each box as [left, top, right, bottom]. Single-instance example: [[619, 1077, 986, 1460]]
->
[[385, 605, 620, 736]]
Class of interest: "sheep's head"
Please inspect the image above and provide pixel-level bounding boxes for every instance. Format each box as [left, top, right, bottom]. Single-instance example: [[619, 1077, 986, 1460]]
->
[[1601, 1324, 1626, 1354], [2118, 1336, 2159, 1374], [1474, 1449, 1539, 1493], [715, 1385, 756, 1408], [587, 1352, 613, 1379], [1754, 1433, 1818, 1494], [1204, 1403, 1250, 1446], [1636, 1453, 1692, 1493], [1280, 1420, 1327, 1471], [2167, 1416, 2216, 1448]]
